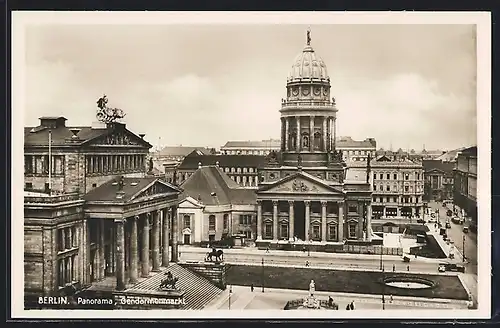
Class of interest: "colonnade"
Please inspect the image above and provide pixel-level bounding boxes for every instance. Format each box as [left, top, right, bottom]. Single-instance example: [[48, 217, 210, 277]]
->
[[281, 116, 336, 152], [94, 205, 178, 291]]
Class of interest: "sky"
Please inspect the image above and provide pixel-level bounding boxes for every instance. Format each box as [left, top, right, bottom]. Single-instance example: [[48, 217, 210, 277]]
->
[[22, 22, 477, 151]]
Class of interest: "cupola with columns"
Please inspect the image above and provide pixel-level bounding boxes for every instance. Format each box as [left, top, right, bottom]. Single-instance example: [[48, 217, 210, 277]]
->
[[279, 29, 340, 168]]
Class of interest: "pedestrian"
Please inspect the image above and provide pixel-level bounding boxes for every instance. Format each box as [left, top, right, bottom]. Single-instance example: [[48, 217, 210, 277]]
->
[[392, 264, 395, 272], [350, 301, 354, 310], [407, 265, 410, 271], [346, 304, 350, 310], [415, 254, 417, 259], [251, 284, 254, 292], [266, 246, 270, 253], [390, 295, 393, 303], [305, 260, 310, 267]]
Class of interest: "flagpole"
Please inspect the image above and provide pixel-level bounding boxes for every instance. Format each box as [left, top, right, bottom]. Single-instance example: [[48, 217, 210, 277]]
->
[[48, 130, 52, 196]]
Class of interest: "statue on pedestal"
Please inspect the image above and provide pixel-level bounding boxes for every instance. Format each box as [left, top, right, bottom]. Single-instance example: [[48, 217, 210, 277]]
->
[[309, 279, 315, 296]]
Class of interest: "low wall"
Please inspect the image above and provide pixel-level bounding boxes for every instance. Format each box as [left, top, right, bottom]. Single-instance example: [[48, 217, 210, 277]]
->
[[180, 262, 227, 290], [255, 241, 401, 256]]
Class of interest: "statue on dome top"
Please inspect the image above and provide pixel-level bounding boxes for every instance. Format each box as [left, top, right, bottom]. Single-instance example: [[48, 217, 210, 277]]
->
[[306, 28, 311, 46]]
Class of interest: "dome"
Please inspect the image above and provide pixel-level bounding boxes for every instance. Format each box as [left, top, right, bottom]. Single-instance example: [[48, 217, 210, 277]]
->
[[287, 45, 329, 83]]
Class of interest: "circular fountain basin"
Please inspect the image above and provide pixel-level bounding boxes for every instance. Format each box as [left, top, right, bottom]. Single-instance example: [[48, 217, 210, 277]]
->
[[382, 276, 435, 290]]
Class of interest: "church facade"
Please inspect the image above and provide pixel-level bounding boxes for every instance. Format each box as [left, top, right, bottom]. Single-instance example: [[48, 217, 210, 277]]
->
[[256, 32, 373, 250]]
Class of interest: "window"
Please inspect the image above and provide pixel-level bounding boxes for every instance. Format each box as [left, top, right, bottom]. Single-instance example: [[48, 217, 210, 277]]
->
[[312, 225, 320, 240], [348, 205, 357, 213], [244, 230, 252, 239], [209, 234, 215, 242], [92, 183, 97, 188], [393, 173, 397, 180], [44, 182, 50, 192], [386, 173, 390, 180], [416, 173, 420, 180], [57, 226, 77, 252], [208, 215, 216, 231], [57, 255, 76, 287], [184, 215, 191, 229], [379, 174, 384, 180], [328, 225, 337, 241], [243, 168, 247, 173], [405, 174, 409, 180], [239, 214, 252, 225], [249, 168, 254, 173], [223, 214, 229, 230], [348, 223, 357, 239], [280, 224, 288, 239], [386, 185, 390, 191], [25, 182, 33, 189], [405, 186, 409, 192], [25, 155, 34, 174], [264, 223, 273, 238]]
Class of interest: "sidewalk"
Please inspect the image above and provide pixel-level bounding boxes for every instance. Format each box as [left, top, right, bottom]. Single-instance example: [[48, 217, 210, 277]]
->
[[425, 223, 463, 262]]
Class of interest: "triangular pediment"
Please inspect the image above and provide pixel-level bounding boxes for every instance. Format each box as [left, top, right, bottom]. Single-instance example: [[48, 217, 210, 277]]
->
[[85, 129, 151, 148], [258, 172, 344, 195], [426, 168, 445, 174], [179, 196, 204, 209], [130, 180, 181, 201]]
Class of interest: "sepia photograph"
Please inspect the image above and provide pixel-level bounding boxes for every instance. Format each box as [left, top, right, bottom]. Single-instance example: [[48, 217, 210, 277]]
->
[[11, 11, 491, 320]]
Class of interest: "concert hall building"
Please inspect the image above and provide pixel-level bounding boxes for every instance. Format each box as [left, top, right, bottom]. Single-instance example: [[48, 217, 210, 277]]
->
[[24, 116, 182, 298]]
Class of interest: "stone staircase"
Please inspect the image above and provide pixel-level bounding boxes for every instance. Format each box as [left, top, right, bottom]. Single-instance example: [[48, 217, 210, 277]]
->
[[129, 264, 224, 310]]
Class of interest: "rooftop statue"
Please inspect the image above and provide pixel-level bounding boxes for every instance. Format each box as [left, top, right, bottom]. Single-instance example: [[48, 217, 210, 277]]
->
[[96, 94, 126, 124], [307, 28, 311, 46]]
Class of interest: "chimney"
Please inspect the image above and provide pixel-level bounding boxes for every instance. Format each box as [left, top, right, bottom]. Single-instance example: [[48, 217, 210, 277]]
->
[[39, 116, 67, 129], [115, 176, 125, 199], [139, 134, 146, 139]]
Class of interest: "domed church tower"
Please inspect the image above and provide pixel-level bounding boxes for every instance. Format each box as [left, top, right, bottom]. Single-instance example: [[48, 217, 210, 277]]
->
[[256, 30, 372, 248]]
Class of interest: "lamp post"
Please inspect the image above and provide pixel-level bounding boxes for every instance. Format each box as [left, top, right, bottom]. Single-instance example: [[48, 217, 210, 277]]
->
[[381, 267, 385, 310], [462, 235, 466, 263], [261, 257, 265, 293], [228, 285, 232, 310], [379, 246, 383, 271]]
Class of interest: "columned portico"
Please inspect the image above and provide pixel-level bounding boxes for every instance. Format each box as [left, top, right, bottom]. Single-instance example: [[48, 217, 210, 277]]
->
[[129, 215, 139, 283], [321, 201, 327, 242], [304, 201, 310, 241], [272, 200, 278, 240], [288, 201, 294, 241], [141, 213, 150, 277]]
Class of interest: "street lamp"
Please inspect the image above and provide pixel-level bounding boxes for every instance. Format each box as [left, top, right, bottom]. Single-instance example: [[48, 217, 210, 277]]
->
[[381, 267, 385, 310], [462, 235, 466, 263], [379, 246, 383, 271], [228, 285, 232, 310], [261, 257, 265, 293]]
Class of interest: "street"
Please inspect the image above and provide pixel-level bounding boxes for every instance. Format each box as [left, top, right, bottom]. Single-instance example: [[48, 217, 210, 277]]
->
[[179, 246, 446, 275], [426, 201, 478, 275]]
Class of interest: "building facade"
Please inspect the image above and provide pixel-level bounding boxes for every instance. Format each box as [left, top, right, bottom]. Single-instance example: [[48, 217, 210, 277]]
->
[[177, 166, 257, 245], [423, 160, 454, 201], [24, 115, 183, 298], [351, 155, 424, 220], [176, 153, 266, 187], [453, 146, 477, 229], [337, 136, 377, 162], [220, 139, 281, 155], [255, 32, 373, 251]]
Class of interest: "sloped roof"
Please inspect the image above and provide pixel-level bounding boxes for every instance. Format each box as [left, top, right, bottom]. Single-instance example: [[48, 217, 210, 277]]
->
[[222, 139, 280, 148], [84, 177, 180, 202], [180, 166, 256, 205], [345, 168, 368, 183], [434, 147, 466, 162], [423, 160, 455, 174], [157, 146, 211, 157], [336, 136, 376, 148], [178, 153, 267, 170], [25, 122, 152, 148]]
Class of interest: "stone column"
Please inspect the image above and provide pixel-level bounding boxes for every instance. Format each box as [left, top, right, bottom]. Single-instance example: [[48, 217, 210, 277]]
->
[[367, 203, 372, 242], [305, 201, 311, 241], [152, 210, 160, 271], [383, 207, 387, 217], [296, 117, 301, 152], [358, 202, 364, 239], [272, 200, 278, 240], [397, 207, 401, 217], [309, 116, 314, 152], [162, 209, 170, 266], [98, 219, 105, 280], [285, 118, 289, 151], [115, 218, 126, 291], [257, 201, 263, 240], [141, 214, 150, 277], [171, 206, 179, 263], [332, 117, 337, 150], [129, 216, 139, 284], [288, 200, 295, 241], [321, 201, 327, 242], [322, 117, 328, 152], [338, 202, 344, 242]]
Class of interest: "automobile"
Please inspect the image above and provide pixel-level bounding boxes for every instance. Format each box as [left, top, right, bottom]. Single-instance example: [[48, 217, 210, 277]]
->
[[416, 219, 425, 224], [446, 222, 451, 229], [446, 209, 453, 217], [438, 263, 465, 273], [463, 226, 469, 233]]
